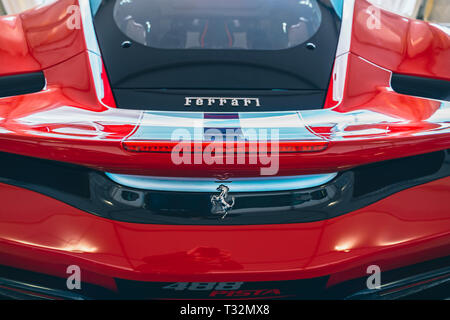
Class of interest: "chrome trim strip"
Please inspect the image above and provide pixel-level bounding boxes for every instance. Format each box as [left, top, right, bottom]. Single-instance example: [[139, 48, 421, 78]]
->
[[0, 277, 85, 300], [105, 172, 338, 193], [346, 266, 450, 300], [87, 51, 106, 103]]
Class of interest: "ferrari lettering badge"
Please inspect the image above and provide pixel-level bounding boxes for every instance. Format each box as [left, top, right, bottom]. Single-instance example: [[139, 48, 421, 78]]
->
[[211, 185, 235, 219], [185, 97, 261, 107]]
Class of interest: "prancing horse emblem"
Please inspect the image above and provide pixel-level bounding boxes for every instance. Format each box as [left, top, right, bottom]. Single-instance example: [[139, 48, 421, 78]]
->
[[211, 185, 235, 219]]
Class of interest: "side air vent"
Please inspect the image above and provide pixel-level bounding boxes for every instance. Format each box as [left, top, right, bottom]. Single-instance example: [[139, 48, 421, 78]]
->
[[353, 151, 445, 197], [391, 73, 450, 101], [0, 72, 45, 98]]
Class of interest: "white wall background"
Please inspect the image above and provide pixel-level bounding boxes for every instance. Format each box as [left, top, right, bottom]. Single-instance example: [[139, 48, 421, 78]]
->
[[1, 0, 54, 14]]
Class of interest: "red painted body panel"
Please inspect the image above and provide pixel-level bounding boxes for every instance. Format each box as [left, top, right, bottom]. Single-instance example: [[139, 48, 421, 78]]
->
[[352, 0, 450, 81]]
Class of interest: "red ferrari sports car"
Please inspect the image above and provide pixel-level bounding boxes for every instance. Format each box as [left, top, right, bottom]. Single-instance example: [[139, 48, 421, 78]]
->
[[0, 0, 449, 300]]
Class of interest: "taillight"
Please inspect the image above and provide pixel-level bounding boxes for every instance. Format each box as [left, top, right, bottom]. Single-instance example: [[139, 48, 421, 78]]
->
[[122, 140, 328, 153]]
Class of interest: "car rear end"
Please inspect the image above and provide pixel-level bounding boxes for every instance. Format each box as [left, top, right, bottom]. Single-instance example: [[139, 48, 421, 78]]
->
[[0, 0, 449, 300]]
